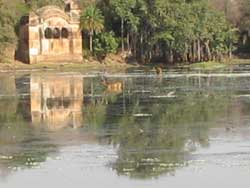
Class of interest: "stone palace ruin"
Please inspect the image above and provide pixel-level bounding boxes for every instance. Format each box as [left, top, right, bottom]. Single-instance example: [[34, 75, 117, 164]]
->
[[16, 0, 83, 64]]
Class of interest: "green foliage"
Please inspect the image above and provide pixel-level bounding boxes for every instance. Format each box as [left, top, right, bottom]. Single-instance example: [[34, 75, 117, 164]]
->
[[80, 5, 104, 52], [80, 5, 104, 34], [0, 0, 28, 59], [109, 0, 138, 29], [95, 0, 237, 63], [93, 32, 119, 57], [240, 0, 250, 31], [189, 61, 227, 70], [25, 0, 64, 9], [109, 0, 138, 51]]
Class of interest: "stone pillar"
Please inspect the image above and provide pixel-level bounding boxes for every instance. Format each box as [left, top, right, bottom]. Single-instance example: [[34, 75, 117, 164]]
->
[[71, 24, 83, 62], [29, 14, 41, 64]]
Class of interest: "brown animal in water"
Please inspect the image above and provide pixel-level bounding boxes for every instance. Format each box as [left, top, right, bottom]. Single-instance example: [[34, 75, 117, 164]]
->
[[102, 78, 123, 93], [154, 67, 163, 75]]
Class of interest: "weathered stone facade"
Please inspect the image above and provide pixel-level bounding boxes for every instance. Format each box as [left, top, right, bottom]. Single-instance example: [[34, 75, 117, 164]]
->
[[17, 0, 83, 64]]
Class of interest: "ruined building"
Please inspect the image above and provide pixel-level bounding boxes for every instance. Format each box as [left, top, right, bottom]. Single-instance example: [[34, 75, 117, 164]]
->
[[17, 0, 83, 64]]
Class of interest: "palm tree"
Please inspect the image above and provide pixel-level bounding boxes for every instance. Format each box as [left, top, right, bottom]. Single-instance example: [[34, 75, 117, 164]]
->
[[80, 5, 104, 52]]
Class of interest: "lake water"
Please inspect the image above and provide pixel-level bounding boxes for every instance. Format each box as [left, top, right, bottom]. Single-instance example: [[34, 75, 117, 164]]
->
[[1, 66, 250, 187]]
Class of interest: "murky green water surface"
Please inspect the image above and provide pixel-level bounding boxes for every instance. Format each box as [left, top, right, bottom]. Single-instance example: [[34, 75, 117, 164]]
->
[[1, 66, 250, 187]]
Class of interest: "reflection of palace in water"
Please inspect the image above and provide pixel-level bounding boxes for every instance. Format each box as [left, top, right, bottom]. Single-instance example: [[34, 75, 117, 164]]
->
[[30, 75, 83, 130]]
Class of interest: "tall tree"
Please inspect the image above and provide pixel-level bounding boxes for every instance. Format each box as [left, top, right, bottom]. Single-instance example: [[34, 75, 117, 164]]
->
[[80, 5, 104, 52], [0, 0, 28, 59], [110, 0, 136, 53]]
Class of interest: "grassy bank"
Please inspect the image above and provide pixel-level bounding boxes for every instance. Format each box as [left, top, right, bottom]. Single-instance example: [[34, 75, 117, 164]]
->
[[228, 58, 250, 65], [187, 58, 250, 70], [188, 61, 227, 70], [0, 60, 137, 73], [1, 58, 250, 73], [0, 52, 140, 73]]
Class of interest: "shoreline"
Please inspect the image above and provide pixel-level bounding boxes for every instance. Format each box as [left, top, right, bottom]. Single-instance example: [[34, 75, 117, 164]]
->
[[0, 53, 139, 73], [0, 60, 138, 73], [0, 58, 250, 73]]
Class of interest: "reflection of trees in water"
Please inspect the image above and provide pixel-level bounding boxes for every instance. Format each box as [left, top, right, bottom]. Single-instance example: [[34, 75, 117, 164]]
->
[[0, 75, 16, 96], [111, 92, 231, 179], [83, 77, 124, 130], [0, 76, 57, 178], [83, 75, 232, 179], [114, 116, 188, 178], [0, 96, 57, 177], [80, 75, 234, 178]]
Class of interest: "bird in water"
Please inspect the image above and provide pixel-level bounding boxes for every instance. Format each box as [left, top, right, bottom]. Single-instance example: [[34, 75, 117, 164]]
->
[[167, 91, 176, 98]]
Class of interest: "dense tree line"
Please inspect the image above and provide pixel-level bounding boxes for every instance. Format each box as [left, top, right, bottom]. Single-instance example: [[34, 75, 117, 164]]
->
[[88, 0, 239, 63], [0, 0, 250, 64], [211, 0, 250, 52]]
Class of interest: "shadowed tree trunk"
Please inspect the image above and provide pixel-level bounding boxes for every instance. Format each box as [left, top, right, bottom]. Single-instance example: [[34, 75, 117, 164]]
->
[[169, 49, 174, 64], [229, 43, 232, 59], [193, 41, 197, 62], [197, 39, 201, 62], [121, 18, 124, 52], [127, 33, 130, 51], [140, 34, 144, 61], [205, 40, 211, 60], [89, 30, 93, 52]]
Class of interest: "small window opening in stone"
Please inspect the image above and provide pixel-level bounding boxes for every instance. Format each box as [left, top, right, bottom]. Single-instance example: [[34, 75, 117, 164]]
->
[[65, 3, 71, 12], [61, 28, 69, 38], [53, 28, 61, 39], [45, 28, 53, 39]]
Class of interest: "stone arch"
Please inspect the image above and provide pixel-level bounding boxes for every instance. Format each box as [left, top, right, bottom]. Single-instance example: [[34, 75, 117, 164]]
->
[[61, 27, 69, 38], [45, 27, 53, 39], [53, 27, 61, 39]]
